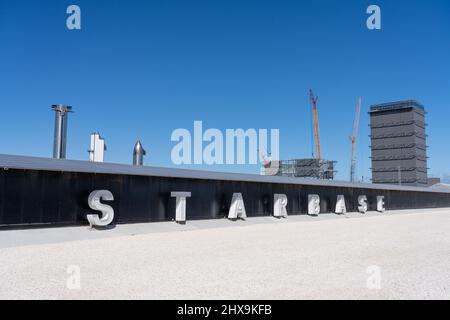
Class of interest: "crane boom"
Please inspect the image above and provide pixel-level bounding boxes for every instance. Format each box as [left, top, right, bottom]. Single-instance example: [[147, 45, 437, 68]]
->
[[350, 96, 362, 182], [309, 89, 322, 160]]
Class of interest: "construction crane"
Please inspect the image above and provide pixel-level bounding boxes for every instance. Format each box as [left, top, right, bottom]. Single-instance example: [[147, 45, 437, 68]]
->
[[350, 96, 362, 183], [309, 89, 322, 160]]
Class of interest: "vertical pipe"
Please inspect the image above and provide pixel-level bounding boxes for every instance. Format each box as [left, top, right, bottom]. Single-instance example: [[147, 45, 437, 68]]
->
[[61, 111, 68, 158], [52, 104, 72, 159], [53, 110, 63, 159]]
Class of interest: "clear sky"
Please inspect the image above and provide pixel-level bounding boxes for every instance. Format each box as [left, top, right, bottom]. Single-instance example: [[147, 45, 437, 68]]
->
[[0, 0, 449, 182]]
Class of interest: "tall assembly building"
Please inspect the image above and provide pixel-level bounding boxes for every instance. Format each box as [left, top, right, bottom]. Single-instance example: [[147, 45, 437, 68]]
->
[[369, 100, 428, 187]]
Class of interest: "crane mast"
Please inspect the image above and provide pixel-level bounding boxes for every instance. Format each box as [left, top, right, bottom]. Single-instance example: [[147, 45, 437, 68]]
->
[[350, 96, 362, 183], [309, 89, 322, 160]]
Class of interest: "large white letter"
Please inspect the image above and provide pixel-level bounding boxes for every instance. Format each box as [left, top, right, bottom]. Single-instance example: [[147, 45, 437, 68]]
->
[[203, 128, 224, 165], [66, 5, 81, 30], [226, 128, 258, 164], [268, 129, 280, 162], [274, 194, 288, 218], [171, 128, 192, 164], [86, 190, 114, 227], [335, 195, 347, 214], [171, 192, 191, 224], [308, 194, 320, 216], [194, 121, 203, 164], [358, 195, 368, 213], [366, 5, 381, 30], [228, 193, 247, 220], [377, 196, 385, 212]]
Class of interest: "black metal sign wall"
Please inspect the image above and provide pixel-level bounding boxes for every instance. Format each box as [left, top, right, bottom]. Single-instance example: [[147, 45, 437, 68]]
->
[[1, 169, 450, 228]]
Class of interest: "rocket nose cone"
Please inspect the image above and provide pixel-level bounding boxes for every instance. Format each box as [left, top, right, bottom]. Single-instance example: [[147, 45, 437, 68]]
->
[[134, 140, 146, 155]]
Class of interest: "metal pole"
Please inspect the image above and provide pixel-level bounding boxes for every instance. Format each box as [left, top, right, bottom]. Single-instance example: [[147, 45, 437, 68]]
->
[[53, 110, 63, 158], [51, 104, 72, 159]]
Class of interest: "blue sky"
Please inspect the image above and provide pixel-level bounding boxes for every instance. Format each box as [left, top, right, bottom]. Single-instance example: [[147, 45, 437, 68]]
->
[[0, 0, 449, 181]]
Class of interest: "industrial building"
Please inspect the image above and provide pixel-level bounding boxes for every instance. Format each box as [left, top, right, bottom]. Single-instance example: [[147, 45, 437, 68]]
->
[[0, 100, 449, 230], [1, 153, 450, 229], [369, 100, 428, 187]]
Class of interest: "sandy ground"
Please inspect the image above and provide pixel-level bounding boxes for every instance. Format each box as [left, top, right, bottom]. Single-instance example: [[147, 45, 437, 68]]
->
[[1, 208, 450, 300]]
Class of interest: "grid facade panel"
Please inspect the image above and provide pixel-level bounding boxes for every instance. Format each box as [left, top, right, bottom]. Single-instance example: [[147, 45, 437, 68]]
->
[[370, 101, 428, 187]]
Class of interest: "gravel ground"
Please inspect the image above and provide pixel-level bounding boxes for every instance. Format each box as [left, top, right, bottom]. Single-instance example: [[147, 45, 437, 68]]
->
[[1, 208, 450, 300]]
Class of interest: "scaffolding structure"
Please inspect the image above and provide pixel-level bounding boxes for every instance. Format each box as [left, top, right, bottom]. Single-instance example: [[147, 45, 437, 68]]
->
[[274, 158, 337, 180]]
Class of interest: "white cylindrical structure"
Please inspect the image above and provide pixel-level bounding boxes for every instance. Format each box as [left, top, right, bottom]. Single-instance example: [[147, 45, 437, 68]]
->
[[52, 104, 72, 159], [88, 132, 106, 162]]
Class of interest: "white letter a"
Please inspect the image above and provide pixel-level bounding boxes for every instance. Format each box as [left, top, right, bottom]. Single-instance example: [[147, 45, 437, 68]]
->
[[67, 5, 81, 30], [228, 193, 247, 220], [366, 5, 381, 30]]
